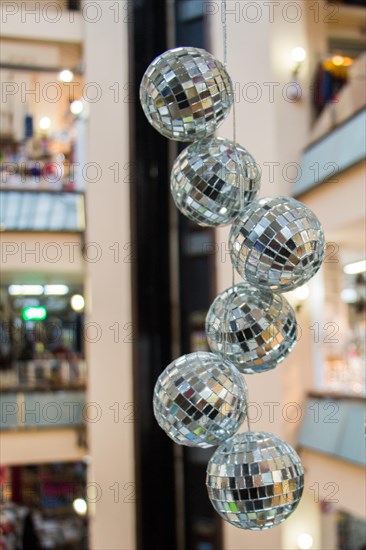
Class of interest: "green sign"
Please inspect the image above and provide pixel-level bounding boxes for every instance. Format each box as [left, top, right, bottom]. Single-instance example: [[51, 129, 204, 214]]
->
[[22, 306, 47, 321]]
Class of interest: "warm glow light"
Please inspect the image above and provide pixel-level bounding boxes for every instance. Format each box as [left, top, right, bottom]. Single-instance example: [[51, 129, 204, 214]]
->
[[73, 498, 87, 515], [294, 284, 309, 301], [9, 285, 43, 296], [343, 57, 353, 67], [39, 116, 51, 130], [59, 69, 74, 82], [344, 260, 366, 275], [332, 55, 344, 66], [341, 288, 357, 303], [298, 533, 313, 550], [44, 284, 69, 296], [71, 294, 85, 312], [291, 47, 306, 63], [70, 100, 84, 115]]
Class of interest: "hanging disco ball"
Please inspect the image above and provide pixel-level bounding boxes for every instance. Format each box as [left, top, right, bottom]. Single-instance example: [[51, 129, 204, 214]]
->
[[171, 136, 261, 226], [229, 196, 325, 292], [205, 282, 297, 374], [140, 47, 234, 142], [206, 431, 304, 530], [153, 351, 248, 448]]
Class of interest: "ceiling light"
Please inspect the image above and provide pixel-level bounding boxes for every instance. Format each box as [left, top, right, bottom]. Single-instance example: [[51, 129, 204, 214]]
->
[[8, 285, 43, 296], [291, 47, 306, 63], [73, 498, 87, 515], [293, 284, 309, 301], [71, 294, 85, 312], [70, 100, 83, 115], [59, 69, 74, 82], [39, 116, 51, 130], [44, 284, 69, 296], [341, 288, 358, 303], [298, 533, 313, 550], [332, 55, 344, 66], [343, 260, 366, 275]]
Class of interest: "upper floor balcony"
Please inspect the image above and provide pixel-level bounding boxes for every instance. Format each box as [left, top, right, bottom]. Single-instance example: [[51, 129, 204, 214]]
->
[[295, 53, 366, 196]]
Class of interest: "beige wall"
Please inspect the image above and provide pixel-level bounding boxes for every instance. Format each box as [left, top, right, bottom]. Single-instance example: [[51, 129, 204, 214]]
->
[[302, 449, 366, 520], [0, 3, 83, 42], [0, 429, 85, 465], [83, 2, 135, 549], [0, 233, 84, 279]]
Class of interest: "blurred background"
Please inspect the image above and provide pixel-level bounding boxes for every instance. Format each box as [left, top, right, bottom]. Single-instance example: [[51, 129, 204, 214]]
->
[[0, 0, 365, 549]]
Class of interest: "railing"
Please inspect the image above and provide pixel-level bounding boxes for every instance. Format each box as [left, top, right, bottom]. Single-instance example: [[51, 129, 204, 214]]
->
[[0, 190, 85, 232], [0, 359, 87, 391], [298, 393, 365, 466], [294, 107, 366, 196], [0, 389, 85, 430]]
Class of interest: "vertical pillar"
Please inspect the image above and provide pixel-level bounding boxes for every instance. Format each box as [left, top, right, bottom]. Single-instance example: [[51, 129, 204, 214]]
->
[[83, 2, 135, 548]]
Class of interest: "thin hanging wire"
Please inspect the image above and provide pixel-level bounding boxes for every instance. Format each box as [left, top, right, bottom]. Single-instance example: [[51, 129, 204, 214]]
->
[[221, 0, 228, 67], [221, 0, 251, 432]]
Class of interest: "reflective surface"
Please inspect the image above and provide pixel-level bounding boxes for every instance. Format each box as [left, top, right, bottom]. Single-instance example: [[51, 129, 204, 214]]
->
[[206, 431, 304, 529], [153, 352, 247, 448], [229, 196, 325, 292], [171, 137, 261, 226], [205, 283, 297, 374], [140, 47, 234, 142]]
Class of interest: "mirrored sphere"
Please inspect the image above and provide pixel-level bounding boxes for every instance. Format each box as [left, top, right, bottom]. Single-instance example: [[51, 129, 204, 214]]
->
[[206, 431, 304, 530], [229, 196, 325, 292], [205, 283, 297, 374], [140, 47, 234, 142], [153, 352, 248, 448], [171, 137, 261, 226]]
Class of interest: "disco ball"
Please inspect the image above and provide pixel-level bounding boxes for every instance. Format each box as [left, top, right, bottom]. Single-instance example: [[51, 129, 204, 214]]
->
[[153, 352, 248, 448], [206, 431, 304, 530], [229, 196, 325, 292], [140, 47, 234, 142], [171, 136, 261, 226], [205, 283, 297, 374]]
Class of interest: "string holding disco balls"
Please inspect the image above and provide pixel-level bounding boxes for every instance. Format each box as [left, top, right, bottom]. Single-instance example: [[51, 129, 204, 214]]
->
[[229, 196, 325, 292], [206, 431, 304, 530], [153, 352, 248, 448], [139, 33, 325, 530], [205, 282, 297, 374], [140, 47, 234, 142], [171, 136, 261, 227]]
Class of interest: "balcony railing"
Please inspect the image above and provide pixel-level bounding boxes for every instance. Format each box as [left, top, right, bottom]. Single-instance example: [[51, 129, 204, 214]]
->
[[1, 389, 85, 430], [0, 190, 85, 232], [294, 107, 366, 196], [298, 393, 365, 466]]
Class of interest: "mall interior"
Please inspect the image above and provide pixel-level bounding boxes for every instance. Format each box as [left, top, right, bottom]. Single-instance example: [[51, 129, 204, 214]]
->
[[0, 0, 365, 549]]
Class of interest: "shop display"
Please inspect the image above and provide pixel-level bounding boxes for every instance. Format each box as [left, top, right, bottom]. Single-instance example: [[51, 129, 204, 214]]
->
[[153, 352, 248, 448], [206, 432, 304, 530], [205, 282, 297, 374], [0, 463, 87, 549], [229, 196, 325, 292], [0, 137, 75, 191], [140, 47, 234, 141], [171, 136, 261, 226]]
